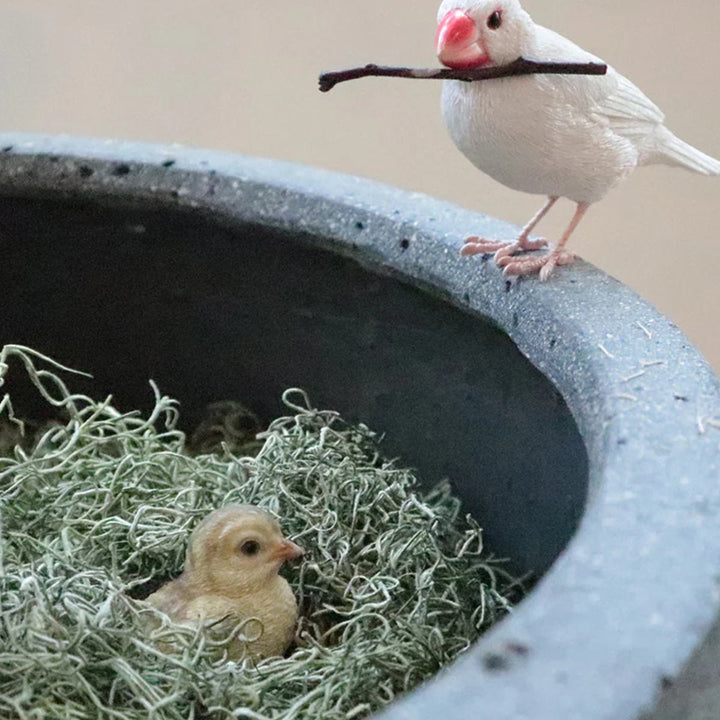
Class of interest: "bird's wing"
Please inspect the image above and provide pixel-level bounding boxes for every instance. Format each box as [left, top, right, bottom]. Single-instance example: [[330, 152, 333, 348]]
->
[[182, 595, 237, 623], [593, 72, 665, 142], [530, 26, 665, 142], [145, 580, 185, 616], [600, 73, 664, 124]]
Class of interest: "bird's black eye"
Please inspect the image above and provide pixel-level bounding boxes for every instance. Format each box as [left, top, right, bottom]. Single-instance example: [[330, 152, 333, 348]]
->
[[487, 10, 502, 29], [239, 540, 261, 556]]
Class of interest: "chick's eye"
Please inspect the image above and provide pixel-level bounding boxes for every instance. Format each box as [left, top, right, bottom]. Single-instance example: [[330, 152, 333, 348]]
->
[[239, 540, 261, 556], [487, 10, 502, 29]]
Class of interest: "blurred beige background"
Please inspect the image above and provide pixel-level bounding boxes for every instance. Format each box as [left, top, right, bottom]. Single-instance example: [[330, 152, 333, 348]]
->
[[0, 1, 718, 371]]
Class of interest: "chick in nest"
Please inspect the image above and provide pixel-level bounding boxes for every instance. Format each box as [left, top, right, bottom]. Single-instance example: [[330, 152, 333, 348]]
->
[[146, 504, 304, 661]]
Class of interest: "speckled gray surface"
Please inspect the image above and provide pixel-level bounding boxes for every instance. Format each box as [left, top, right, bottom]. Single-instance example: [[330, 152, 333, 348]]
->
[[0, 133, 719, 720]]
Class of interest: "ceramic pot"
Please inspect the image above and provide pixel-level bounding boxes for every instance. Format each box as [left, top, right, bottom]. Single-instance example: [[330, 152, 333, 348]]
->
[[0, 134, 718, 720]]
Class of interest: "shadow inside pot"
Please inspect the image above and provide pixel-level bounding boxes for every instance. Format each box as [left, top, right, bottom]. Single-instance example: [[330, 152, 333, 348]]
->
[[0, 196, 588, 577]]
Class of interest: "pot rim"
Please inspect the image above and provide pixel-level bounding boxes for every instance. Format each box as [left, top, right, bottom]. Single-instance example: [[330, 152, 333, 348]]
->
[[0, 132, 718, 720]]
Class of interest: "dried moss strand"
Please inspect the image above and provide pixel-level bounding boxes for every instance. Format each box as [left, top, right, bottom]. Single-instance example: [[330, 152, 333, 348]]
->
[[0, 352, 514, 720]]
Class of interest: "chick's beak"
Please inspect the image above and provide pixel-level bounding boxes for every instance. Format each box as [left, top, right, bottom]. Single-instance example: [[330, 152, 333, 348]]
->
[[271, 539, 304, 563], [436, 10, 490, 68]]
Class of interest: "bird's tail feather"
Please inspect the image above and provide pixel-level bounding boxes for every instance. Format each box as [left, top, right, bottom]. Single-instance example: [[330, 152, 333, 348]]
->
[[647, 128, 720, 175]]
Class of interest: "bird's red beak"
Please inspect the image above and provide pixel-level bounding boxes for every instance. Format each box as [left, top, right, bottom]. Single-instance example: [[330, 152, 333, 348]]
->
[[436, 10, 490, 68], [271, 539, 304, 563]]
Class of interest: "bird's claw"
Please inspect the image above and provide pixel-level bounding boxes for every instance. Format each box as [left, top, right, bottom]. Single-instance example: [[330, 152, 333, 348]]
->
[[461, 235, 547, 258], [518, 237, 548, 251], [461, 237, 513, 255], [462, 233, 575, 280], [501, 250, 576, 280]]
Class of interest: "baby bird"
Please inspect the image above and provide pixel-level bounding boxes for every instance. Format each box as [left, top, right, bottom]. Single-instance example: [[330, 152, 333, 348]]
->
[[146, 504, 303, 662], [436, 0, 720, 280]]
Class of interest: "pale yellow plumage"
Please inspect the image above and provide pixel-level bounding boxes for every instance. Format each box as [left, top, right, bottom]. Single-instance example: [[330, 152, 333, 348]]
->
[[146, 504, 303, 661]]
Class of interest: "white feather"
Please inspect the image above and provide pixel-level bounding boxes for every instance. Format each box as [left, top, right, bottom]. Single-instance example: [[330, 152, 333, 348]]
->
[[440, 0, 720, 205]]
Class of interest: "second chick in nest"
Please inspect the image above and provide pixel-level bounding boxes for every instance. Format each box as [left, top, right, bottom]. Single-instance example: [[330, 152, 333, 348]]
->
[[146, 504, 304, 661]]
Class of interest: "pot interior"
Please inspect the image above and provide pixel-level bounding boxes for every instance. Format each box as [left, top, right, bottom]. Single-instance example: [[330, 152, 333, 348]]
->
[[0, 195, 588, 576]]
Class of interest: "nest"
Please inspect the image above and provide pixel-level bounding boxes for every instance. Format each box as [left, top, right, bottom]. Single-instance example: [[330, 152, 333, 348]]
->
[[0, 345, 515, 720]]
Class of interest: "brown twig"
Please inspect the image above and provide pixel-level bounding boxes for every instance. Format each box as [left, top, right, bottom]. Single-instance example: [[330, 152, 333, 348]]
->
[[318, 57, 607, 93]]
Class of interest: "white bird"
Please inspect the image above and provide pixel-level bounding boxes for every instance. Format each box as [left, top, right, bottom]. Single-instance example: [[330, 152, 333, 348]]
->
[[436, 0, 720, 280]]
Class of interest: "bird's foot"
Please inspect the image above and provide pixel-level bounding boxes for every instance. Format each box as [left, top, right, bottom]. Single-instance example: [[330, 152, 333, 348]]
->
[[461, 236, 547, 259], [498, 249, 576, 281]]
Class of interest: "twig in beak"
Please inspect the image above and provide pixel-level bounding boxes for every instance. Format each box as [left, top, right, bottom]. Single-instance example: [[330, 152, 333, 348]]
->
[[318, 57, 606, 92]]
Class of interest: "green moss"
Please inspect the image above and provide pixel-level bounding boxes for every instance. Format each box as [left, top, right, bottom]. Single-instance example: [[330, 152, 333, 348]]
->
[[0, 345, 514, 720]]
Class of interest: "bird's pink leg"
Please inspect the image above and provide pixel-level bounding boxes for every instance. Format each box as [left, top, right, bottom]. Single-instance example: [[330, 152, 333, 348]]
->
[[461, 196, 558, 258], [499, 202, 590, 281]]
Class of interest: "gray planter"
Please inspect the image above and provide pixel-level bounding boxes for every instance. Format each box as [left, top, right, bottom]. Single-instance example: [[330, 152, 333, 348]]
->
[[0, 133, 719, 720]]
